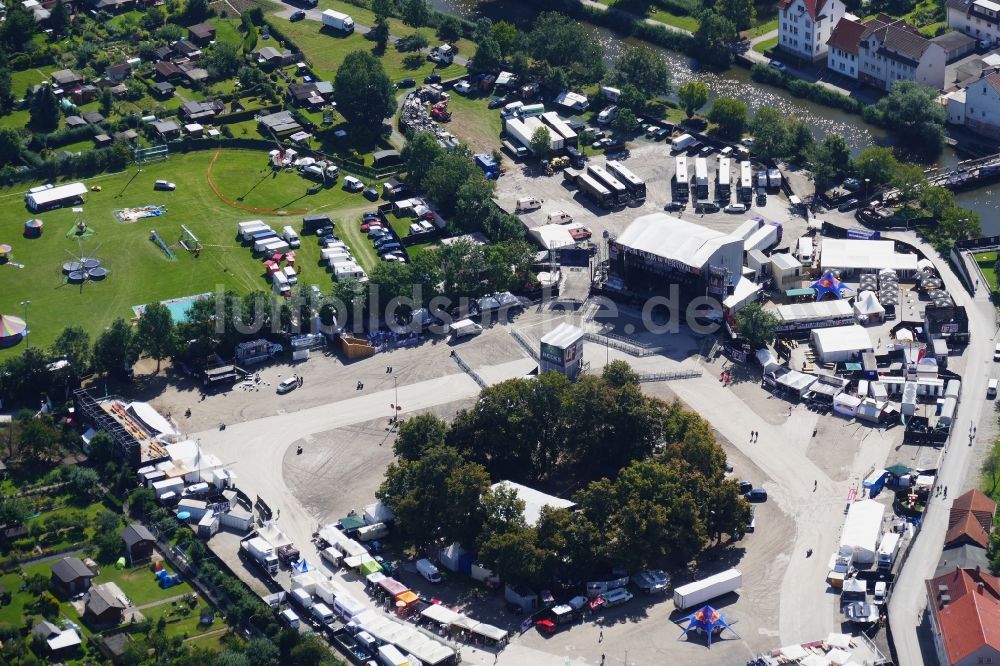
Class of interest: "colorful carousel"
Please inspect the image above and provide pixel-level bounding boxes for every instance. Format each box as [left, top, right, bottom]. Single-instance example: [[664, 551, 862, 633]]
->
[[23, 219, 43, 238], [0, 314, 27, 348]]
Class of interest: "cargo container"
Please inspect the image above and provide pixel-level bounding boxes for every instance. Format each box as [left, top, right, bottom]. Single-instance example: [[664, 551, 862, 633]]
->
[[673, 569, 742, 609]]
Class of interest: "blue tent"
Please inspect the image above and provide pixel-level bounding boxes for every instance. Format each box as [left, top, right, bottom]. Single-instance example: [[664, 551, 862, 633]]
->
[[677, 605, 740, 648], [811, 271, 847, 301]]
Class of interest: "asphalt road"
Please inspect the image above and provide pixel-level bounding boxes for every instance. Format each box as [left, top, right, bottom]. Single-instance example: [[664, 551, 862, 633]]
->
[[888, 240, 997, 666]]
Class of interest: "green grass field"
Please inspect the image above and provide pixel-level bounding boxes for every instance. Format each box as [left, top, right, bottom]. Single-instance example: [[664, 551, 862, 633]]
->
[[975, 251, 998, 291], [753, 36, 779, 53], [0, 148, 384, 358], [275, 17, 465, 84]]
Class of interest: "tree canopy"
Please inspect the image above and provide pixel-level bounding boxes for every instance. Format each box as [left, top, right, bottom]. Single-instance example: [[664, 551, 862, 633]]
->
[[525, 12, 605, 85], [708, 97, 747, 139], [862, 81, 946, 159], [377, 364, 750, 583], [734, 302, 778, 348], [612, 45, 671, 98], [678, 81, 708, 118], [333, 50, 396, 142]]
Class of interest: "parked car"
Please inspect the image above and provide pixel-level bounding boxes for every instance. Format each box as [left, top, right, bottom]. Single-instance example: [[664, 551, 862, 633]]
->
[[756, 189, 767, 207], [343, 176, 364, 192], [873, 582, 887, 605], [423, 73, 441, 84], [289, 10, 306, 21], [694, 201, 720, 214], [363, 187, 379, 201], [738, 480, 753, 494], [396, 78, 416, 89], [698, 145, 714, 157], [568, 226, 592, 241], [686, 141, 703, 155], [653, 126, 670, 140], [276, 377, 298, 394], [769, 60, 787, 72], [154, 180, 176, 191], [488, 97, 506, 109], [664, 201, 684, 211], [745, 488, 768, 502], [725, 202, 748, 214], [837, 198, 860, 212], [994, 343, 1000, 361]]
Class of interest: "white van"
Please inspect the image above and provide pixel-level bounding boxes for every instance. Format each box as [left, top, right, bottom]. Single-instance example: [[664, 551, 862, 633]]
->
[[503, 100, 524, 115], [282, 225, 300, 248], [546, 210, 573, 225], [283, 265, 298, 285], [516, 196, 542, 212], [416, 558, 442, 583], [279, 608, 300, 628], [343, 175, 363, 192], [989, 378, 997, 399], [671, 133, 697, 152], [597, 105, 619, 124]]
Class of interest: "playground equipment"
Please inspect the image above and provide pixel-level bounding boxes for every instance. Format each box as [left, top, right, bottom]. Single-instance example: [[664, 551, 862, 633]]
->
[[179, 225, 202, 254], [133, 144, 169, 165], [150, 229, 176, 260]]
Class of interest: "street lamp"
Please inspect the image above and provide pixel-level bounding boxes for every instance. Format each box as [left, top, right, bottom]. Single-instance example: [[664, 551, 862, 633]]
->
[[19, 300, 30, 348]]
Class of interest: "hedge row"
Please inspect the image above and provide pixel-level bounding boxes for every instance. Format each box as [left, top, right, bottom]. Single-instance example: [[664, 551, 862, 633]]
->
[[749, 62, 864, 114], [537, 0, 697, 55]]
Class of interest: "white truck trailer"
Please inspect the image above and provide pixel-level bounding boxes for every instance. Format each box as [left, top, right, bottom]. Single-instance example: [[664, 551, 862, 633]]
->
[[673, 568, 742, 609], [241, 536, 279, 576], [450, 319, 483, 338], [321, 9, 354, 33]]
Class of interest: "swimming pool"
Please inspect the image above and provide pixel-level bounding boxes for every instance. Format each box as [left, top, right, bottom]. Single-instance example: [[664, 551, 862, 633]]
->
[[132, 292, 212, 324]]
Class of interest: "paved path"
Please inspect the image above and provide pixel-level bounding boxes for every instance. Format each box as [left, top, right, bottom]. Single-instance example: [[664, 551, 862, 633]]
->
[[135, 592, 191, 611], [888, 237, 998, 666], [579, 0, 693, 36]]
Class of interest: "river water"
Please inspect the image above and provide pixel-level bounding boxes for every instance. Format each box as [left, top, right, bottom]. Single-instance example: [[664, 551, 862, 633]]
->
[[431, 0, 999, 231]]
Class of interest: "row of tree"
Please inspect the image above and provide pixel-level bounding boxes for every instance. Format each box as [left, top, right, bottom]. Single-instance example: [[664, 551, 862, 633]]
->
[[377, 362, 752, 584]]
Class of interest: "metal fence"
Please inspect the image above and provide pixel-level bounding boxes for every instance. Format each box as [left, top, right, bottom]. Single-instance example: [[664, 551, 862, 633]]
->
[[637, 369, 703, 382], [450, 351, 487, 389], [583, 332, 665, 357], [509, 329, 540, 362]]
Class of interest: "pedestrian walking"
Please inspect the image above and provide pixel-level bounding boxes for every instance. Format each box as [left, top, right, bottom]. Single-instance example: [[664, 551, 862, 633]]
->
[[599, 630, 604, 643]]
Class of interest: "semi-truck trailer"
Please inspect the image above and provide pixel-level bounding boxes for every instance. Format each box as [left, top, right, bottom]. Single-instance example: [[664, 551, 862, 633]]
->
[[673, 568, 742, 609], [241, 536, 279, 576]]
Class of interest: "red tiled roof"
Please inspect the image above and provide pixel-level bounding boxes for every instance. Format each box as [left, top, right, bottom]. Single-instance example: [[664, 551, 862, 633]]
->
[[950, 489, 997, 532], [985, 72, 1000, 95], [927, 568, 1000, 664], [828, 17, 867, 55], [945, 511, 991, 549], [777, 0, 830, 20]]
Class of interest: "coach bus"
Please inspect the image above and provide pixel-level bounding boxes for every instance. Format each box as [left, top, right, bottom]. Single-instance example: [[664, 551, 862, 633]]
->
[[587, 165, 630, 206], [576, 172, 614, 209], [606, 160, 646, 202], [717, 157, 731, 203], [673, 155, 689, 202]]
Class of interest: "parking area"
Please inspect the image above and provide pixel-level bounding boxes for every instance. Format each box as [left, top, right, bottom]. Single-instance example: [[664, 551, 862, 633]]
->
[[495, 139, 810, 256]]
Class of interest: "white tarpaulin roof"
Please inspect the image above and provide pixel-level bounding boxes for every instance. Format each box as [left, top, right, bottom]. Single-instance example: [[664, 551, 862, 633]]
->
[[775, 369, 817, 396], [128, 401, 176, 435], [840, 499, 884, 563], [853, 291, 885, 316], [723, 277, 762, 311], [615, 213, 742, 271], [812, 325, 873, 357], [780, 644, 809, 660], [26, 181, 87, 207], [772, 252, 802, 271], [258, 522, 292, 549], [756, 348, 781, 373], [528, 224, 577, 250], [826, 633, 852, 649], [777, 299, 853, 323], [821, 238, 918, 272], [828, 647, 853, 664], [491, 481, 575, 527], [421, 604, 461, 625]]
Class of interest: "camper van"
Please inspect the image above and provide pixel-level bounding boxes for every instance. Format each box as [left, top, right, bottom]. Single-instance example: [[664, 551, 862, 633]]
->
[[516, 196, 542, 212]]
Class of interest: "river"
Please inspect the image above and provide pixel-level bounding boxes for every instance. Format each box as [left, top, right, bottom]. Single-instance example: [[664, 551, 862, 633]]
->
[[430, 0, 998, 231]]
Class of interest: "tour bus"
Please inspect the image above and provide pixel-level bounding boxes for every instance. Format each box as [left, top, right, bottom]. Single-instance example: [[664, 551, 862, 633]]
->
[[576, 172, 614, 209], [606, 160, 646, 201], [673, 155, 689, 202], [717, 157, 732, 203], [739, 160, 753, 204], [587, 164, 630, 206]]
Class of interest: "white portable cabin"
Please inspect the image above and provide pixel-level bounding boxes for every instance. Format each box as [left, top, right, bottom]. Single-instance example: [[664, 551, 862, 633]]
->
[[540, 111, 578, 144], [320, 546, 343, 568], [152, 477, 183, 499], [177, 498, 208, 520], [237, 220, 267, 239], [378, 644, 409, 666], [901, 382, 918, 416], [291, 588, 313, 610]]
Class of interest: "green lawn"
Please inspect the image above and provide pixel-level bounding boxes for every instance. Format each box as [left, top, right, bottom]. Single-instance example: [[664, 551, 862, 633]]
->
[[0, 109, 30, 130], [975, 251, 998, 291], [274, 17, 466, 84], [753, 36, 779, 53], [210, 18, 244, 48], [748, 17, 779, 37], [0, 148, 388, 357], [308, 0, 477, 54], [336, 210, 379, 272], [440, 93, 502, 153], [648, 9, 700, 31], [95, 566, 194, 606], [0, 572, 34, 625], [10, 66, 56, 96]]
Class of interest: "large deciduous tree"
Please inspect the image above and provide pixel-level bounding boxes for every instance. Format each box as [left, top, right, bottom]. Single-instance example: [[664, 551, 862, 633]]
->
[[136, 301, 176, 372], [612, 44, 671, 98], [708, 97, 747, 139], [333, 50, 396, 143], [92, 318, 139, 379], [678, 80, 708, 118], [734, 302, 778, 348]]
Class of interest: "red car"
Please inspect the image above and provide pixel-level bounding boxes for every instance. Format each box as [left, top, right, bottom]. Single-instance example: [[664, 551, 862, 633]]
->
[[568, 226, 592, 241], [361, 221, 384, 232], [535, 619, 556, 635]]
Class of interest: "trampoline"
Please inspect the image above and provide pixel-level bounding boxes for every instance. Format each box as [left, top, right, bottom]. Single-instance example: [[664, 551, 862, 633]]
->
[[63, 261, 82, 273], [83, 258, 101, 270], [88, 267, 107, 280], [68, 271, 85, 283]]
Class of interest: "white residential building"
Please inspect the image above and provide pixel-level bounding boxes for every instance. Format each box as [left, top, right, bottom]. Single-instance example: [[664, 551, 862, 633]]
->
[[943, 70, 1000, 137], [827, 13, 867, 78], [828, 14, 949, 90], [778, 0, 846, 61], [946, 0, 1000, 48]]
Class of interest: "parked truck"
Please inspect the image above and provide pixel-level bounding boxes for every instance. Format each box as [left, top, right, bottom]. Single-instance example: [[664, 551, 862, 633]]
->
[[241, 536, 279, 576], [673, 569, 742, 610], [321, 9, 354, 33], [877, 532, 901, 571]]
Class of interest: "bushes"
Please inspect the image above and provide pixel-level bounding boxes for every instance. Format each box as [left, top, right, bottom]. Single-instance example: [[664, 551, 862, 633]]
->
[[750, 63, 863, 113]]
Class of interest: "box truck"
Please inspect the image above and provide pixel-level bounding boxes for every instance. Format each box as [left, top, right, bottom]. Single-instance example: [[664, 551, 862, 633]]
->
[[310, 602, 335, 624], [356, 522, 388, 542], [877, 532, 901, 571], [672, 569, 742, 609], [241, 536, 279, 576], [281, 225, 300, 248], [671, 134, 697, 152], [450, 319, 483, 338], [321, 9, 354, 33]]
